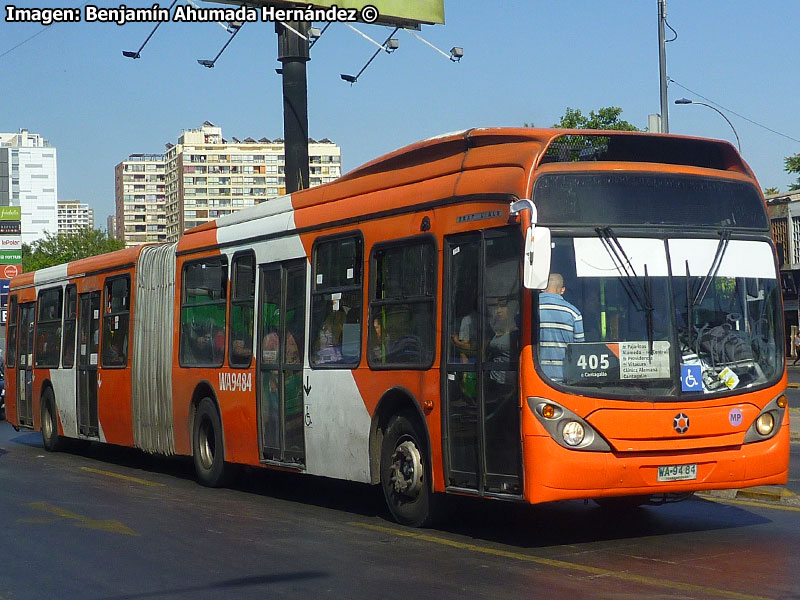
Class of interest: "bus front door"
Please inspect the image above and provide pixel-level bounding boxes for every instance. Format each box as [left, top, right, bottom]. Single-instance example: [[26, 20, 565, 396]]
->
[[77, 291, 101, 438], [444, 228, 522, 495], [257, 259, 307, 467], [16, 303, 35, 427]]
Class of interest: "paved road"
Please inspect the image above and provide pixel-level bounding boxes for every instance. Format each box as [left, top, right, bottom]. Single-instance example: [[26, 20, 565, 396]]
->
[[1, 420, 799, 600]]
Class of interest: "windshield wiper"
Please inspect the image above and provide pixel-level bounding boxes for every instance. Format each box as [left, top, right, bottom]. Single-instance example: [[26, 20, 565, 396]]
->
[[595, 227, 655, 354], [685, 229, 732, 349], [693, 229, 731, 307]]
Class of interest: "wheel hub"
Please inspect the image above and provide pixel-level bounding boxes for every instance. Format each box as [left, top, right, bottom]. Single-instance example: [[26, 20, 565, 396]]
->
[[390, 440, 423, 497], [199, 418, 215, 469]]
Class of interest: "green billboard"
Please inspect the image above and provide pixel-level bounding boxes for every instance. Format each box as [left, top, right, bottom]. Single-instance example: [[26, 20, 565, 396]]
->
[[0, 250, 22, 264], [0, 206, 21, 221]]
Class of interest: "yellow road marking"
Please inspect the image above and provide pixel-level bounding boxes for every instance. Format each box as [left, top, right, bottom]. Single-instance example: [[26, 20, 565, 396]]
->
[[81, 466, 166, 487], [787, 383, 800, 388], [350, 522, 772, 600], [24, 502, 138, 536], [702, 496, 800, 512]]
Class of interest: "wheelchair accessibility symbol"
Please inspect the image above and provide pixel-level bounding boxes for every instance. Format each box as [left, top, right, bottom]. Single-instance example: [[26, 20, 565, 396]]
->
[[681, 364, 702, 392]]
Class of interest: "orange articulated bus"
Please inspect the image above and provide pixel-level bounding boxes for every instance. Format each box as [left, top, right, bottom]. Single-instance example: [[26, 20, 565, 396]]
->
[[5, 128, 790, 526]]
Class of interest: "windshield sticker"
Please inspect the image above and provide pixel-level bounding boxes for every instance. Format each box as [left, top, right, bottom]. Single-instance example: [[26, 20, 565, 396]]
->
[[564, 341, 670, 384], [681, 364, 703, 392], [668, 239, 777, 280], [573, 238, 668, 278], [717, 366, 740, 390]]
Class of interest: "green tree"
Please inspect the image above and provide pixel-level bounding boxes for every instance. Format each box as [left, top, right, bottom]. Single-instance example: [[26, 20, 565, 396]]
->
[[786, 153, 800, 191], [22, 229, 125, 272], [764, 186, 780, 196], [554, 106, 641, 131]]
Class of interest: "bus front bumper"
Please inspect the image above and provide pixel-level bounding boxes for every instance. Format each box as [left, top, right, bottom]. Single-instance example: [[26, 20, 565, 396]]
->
[[522, 422, 790, 505]]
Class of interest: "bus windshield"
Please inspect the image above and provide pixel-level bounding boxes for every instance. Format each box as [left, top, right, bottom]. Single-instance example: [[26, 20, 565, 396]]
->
[[536, 235, 783, 399]]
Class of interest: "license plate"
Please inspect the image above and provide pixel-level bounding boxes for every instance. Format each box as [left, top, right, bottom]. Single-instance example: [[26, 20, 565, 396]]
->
[[657, 463, 697, 482]]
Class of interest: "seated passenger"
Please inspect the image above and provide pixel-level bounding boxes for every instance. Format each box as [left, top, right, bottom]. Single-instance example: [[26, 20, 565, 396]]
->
[[314, 302, 345, 364]]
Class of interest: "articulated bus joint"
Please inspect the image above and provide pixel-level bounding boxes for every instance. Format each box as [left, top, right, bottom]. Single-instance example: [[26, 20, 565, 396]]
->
[[743, 392, 787, 444], [527, 397, 611, 452]]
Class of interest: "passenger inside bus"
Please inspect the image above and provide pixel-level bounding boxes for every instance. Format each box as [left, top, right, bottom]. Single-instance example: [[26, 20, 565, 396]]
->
[[313, 300, 345, 364], [484, 285, 521, 482], [538, 273, 585, 382], [452, 296, 480, 363], [370, 317, 388, 363]]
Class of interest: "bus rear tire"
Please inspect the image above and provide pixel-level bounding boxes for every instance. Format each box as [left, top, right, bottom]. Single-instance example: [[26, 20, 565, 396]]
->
[[41, 389, 62, 453], [380, 411, 438, 527], [192, 397, 229, 487]]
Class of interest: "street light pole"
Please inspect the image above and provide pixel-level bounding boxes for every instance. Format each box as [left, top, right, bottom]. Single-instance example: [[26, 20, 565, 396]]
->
[[674, 98, 742, 154], [658, 0, 669, 133], [277, 21, 311, 194]]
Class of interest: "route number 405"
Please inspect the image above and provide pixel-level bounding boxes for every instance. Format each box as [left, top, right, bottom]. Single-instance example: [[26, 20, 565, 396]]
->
[[577, 353, 610, 370]]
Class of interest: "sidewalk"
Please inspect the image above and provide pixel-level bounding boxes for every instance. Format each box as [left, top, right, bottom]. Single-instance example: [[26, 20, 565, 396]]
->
[[698, 485, 800, 507]]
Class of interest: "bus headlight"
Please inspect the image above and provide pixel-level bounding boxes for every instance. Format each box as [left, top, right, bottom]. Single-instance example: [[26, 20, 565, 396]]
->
[[562, 421, 585, 447], [744, 394, 786, 444], [755, 413, 774, 436], [528, 398, 611, 452]]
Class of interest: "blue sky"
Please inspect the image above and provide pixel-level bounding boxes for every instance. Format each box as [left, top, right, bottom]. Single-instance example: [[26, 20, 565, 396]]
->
[[2, 0, 799, 227]]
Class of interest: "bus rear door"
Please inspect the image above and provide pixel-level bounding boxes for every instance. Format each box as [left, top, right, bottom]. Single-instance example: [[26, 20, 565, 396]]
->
[[257, 259, 307, 467], [77, 291, 101, 438], [16, 302, 35, 427]]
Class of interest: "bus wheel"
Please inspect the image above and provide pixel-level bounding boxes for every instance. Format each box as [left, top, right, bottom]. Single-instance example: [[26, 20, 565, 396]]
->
[[380, 411, 437, 527], [41, 389, 62, 453], [192, 397, 228, 487]]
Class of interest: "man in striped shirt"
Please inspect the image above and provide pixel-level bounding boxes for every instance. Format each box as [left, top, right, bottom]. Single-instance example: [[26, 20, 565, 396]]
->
[[539, 273, 584, 381]]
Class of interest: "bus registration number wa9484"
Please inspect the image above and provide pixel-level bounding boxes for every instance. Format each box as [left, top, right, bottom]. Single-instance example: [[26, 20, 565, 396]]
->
[[657, 464, 698, 482]]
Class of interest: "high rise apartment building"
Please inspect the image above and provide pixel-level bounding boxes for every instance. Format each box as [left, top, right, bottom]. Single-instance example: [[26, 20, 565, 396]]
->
[[114, 154, 167, 247], [116, 123, 342, 246], [0, 129, 58, 245], [57, 200, 94, 235]]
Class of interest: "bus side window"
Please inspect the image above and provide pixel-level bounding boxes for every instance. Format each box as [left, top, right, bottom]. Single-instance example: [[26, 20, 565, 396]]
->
[[180, 257, 228, 367], [7, 296, 18, 368], [102, 276, 130, 368], [35, 287, 63, 368], [229, 253, 255, 368], [310, 234, 363, 368], [368, 238, 436, 369], [62, 285, 77, 368]]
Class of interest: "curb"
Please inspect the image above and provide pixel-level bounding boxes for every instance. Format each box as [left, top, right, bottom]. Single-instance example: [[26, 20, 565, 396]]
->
[[698, 486, 800, 507]]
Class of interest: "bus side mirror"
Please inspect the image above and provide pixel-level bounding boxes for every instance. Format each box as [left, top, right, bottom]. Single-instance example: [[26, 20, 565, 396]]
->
[[524, 226, 551, 289]]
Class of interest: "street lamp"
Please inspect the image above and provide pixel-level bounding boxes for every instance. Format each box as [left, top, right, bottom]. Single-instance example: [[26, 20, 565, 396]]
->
[[674, 98, 741, 154]]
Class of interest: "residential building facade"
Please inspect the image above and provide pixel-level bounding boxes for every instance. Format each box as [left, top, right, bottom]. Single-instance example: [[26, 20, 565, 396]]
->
[[116, 123, 341, 246], [0, 129, 58, 245], [114, 153, 167, 248], [57, 199, 94, 235]]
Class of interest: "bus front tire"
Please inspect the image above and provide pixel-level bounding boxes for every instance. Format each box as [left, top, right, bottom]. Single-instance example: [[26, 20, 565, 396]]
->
[[380, 411, 438, 528], [41, 389, 62, 453], [192, 397, 228, 488]]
